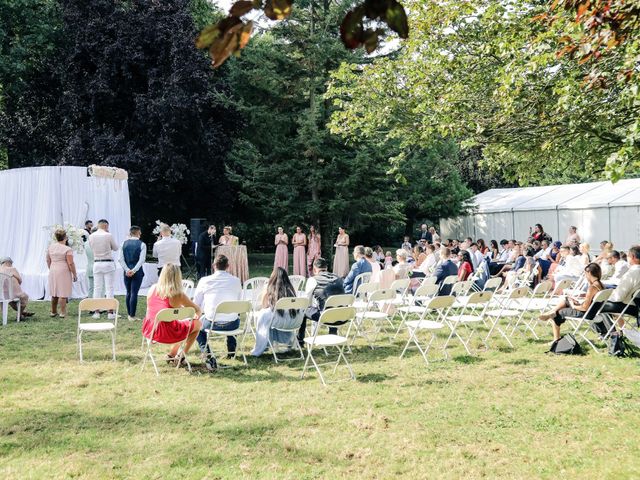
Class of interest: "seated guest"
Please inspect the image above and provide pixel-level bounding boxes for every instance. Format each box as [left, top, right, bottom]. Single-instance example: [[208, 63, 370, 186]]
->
[[450, 239, 460, 255], [384, 251, 393, 269], [252, 268, 304, 356], [0, 257, 34, 317], [554, 245, 583, 285], [413, 245, 426, 267], [469, 242, 484, 269], [434, 247, 458, 295], [495, 244, 524, 278], [401, 236, 412, 252], [411, 244, 437, 278], [595, 245, 640, 322], [477, 239, 488, 256], [153, 224, 181, 275], [374, 246, 385, 263], [540, 263, 604, 342], [142, 264, 202, 366], [579, 243, 591, 265], [566, 226, 580, 246], [393, 249, 411, 279], [298, 257, 344, 343], [457, 250, 475, 281], [343, 245, 373, 294], [605, 250, 629, 285], [594, 241, 613, 264], [364, 247, 381, 280], [194, 254, 243, 371], [489, 240, 500, 261]]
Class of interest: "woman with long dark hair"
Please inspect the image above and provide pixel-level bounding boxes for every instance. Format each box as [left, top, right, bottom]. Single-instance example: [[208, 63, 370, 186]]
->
[[251, 267, 305, 356], [489, 240, 500, 260], [457, 250, 475, 281]]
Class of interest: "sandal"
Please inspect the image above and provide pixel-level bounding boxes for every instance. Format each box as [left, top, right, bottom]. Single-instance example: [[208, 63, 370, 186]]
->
[[49, 313, 58, 318]]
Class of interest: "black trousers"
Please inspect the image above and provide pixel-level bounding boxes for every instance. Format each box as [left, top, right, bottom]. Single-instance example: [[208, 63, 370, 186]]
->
[[196, 261, 211, 280], [298, 308, 337, 343]]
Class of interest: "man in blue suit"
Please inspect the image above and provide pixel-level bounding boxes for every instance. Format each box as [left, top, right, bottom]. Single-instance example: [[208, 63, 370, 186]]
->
[[343, 245, 372, 294], [434, 247, 458, 295]]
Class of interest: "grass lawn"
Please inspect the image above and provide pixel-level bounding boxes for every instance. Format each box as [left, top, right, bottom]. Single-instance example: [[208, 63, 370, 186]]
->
[[2, 257, 640, 479]]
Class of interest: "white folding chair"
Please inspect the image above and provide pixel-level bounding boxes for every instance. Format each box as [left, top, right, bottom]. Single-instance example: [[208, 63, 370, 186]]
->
[[181, 279, 195, 299], [483, 286, 529, 348], [204, 300, 252, 366], [0, 272, 21, 326], [289, 275, 306, 293], [508, 281, 553, 338], [353, 282, 379, 310], [302, 306, 357, 386], [242, 277, 269, 337], [353, 288, 396, 347], [444, 290, 493, 355], [605, 288, 640, 341], [303, 277, 317, 300], [439, 274, 459, 294], [482, 277, 503, 293], [400, 295, 455, 364], [568, 289, 614, 353], [423, 276, 437, 286], [324, 294, 356, 309], [77, 298, 119, 362], [142, 307, 195, 375], [353, 272, 372, 295], [395, 283, 440, 338], [269, 297, 309, 362]]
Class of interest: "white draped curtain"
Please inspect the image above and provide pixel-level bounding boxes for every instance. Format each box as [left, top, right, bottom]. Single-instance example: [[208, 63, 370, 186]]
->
[[0, 166, 132, 299]]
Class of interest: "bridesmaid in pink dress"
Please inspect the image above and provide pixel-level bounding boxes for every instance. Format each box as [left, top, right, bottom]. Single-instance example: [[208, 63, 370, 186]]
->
[[332, 227, 350, 278], [292, 226, 308, 277], [274, 227, 289, 273], [307, 225, 321, 274], [46, 229, 77, 318]]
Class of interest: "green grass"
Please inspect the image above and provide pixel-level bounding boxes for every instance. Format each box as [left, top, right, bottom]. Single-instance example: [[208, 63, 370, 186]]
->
[[2, 261, 640, 479]]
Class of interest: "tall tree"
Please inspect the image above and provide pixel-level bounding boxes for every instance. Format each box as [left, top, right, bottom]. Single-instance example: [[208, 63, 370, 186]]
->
[[1, 0, 239, 228]]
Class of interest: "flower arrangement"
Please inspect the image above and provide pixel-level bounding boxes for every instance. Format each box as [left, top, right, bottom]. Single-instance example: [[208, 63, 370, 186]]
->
[[44, 223, 86, 254], [88, 165, 128, 180], [152, 221, 190, 245]]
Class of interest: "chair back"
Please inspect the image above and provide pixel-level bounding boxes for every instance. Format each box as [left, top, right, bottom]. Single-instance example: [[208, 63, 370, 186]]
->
[[414, 283, 439, 299], [243, 277, 269, 293], [450, 280, 473, 297], [482, 277, 502, 292], [181, 279, 195, 299], [533, 280, 553, 297], [552, 278, 574, 296], [369, 289, 396, 303], [0, 272, 14, 301], [390, 278, 410, 292], [288, 275, 306, 292], [581, 288, 613, 319], [78, 298, 119, 321], [353, 272, 372, 294], [324, 294, 355, 309], [318, 306, 356, 329], [423, 276, 437, 285], [425, 295, 456, 310], [148, 307, 195, 344], [354, 282, 379, 299], [274, 296, 310, 311], [507, 286, 529, 300], [214, 300, 252, 318], [465, 291, 493, 305], [441, 275, 459, 286]]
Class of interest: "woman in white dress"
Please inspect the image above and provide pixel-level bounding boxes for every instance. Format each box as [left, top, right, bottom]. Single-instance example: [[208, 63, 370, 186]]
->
[[332, 227, 350, 277], [251, 268, 305, 357]]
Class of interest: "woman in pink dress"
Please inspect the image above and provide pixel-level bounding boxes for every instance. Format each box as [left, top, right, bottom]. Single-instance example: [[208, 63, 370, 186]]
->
[[46, 229, 77, 318], [307, 225, 321, 274], [142, 264, 202, 363], [332, 227, 350, 278], [292, 226, 308, 277], [274, 227, 289, 273]]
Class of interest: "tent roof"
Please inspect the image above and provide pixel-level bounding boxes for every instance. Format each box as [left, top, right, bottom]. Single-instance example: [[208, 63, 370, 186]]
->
[[471, 179, 640, 213]]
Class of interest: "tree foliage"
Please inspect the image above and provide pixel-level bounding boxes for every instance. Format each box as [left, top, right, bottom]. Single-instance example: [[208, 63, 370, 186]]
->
[[1, 0, 239, 228], [327, 0, 640, 185]]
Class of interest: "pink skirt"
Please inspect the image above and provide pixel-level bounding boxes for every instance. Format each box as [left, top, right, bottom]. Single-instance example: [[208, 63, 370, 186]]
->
[[142, 317, 192, 344], [274, 244, 289, 272], [293, 245, 307, 277]]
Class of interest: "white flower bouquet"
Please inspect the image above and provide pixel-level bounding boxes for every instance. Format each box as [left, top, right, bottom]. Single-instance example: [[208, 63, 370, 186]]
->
[[44, 223, 86, 254], [152, 220, 190, 245]]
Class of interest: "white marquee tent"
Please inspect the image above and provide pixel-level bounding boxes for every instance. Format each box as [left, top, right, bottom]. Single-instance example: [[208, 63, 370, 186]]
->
[[440, 179, 640, 249], [0, 166, 151, 299]]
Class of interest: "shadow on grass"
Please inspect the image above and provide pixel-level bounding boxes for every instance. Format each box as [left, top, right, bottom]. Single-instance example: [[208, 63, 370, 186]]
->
[[507, 358, 531, 366], [356, 373, 396, 383], [452, 355, 485, 364]]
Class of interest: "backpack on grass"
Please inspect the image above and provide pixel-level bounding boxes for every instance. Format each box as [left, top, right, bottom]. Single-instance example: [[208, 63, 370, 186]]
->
[[548, 333, 582, 355]]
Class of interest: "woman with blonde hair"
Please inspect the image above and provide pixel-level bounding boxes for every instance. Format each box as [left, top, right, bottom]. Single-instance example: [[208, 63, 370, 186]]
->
[[46, 229, 77, 318], [142, 264, 202, 364]]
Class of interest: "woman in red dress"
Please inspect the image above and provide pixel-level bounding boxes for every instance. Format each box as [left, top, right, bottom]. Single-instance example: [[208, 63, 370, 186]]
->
[[457, 250, 475, 281], [142, 264, 202, 362]]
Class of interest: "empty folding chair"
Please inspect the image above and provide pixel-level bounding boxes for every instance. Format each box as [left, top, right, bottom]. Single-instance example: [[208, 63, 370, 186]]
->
[[77, 298, 119, 362], [568, 289, 614, 353], [289, 275, 306, 294], [395, 283, 440, 338], [439, 274, 459, 295], [353, 282, 379, 311], [268, 297, 310, 362], [482, 277, 503, 293], [301, 306, 357, 385], [484, 286, 529, 348], [204, 300, 253, 365], [400, 295, 454, 364], [142, 306, 195, 375], [509, 281, 553, 338], [353, 272, 372, 295], [181, 279, 195, 300], [443, 291, 493, 355], [242, 276, 269, 337], [423, 276, 437, 286], [353, 288, 396, 347]]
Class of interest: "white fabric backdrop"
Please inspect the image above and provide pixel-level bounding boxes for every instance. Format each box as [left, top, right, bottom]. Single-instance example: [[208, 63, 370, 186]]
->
[[0, 166, 133, 299]]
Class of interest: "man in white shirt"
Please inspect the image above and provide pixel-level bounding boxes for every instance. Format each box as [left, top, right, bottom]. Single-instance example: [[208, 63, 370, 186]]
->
[[194, 254, 242, 370], [469, 242, 484, 269], [599, 246, 640, 323], [88, 219, 119, 319], [605, 250, 630, 286], [152, 225, 181, 274]]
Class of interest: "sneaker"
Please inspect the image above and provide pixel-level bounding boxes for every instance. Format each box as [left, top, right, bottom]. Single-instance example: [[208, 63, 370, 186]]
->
[[107, 313, 116, 320], [204, 356, 218, 371], [127, 315, 136, 322], [92, 312, 100, 320]]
